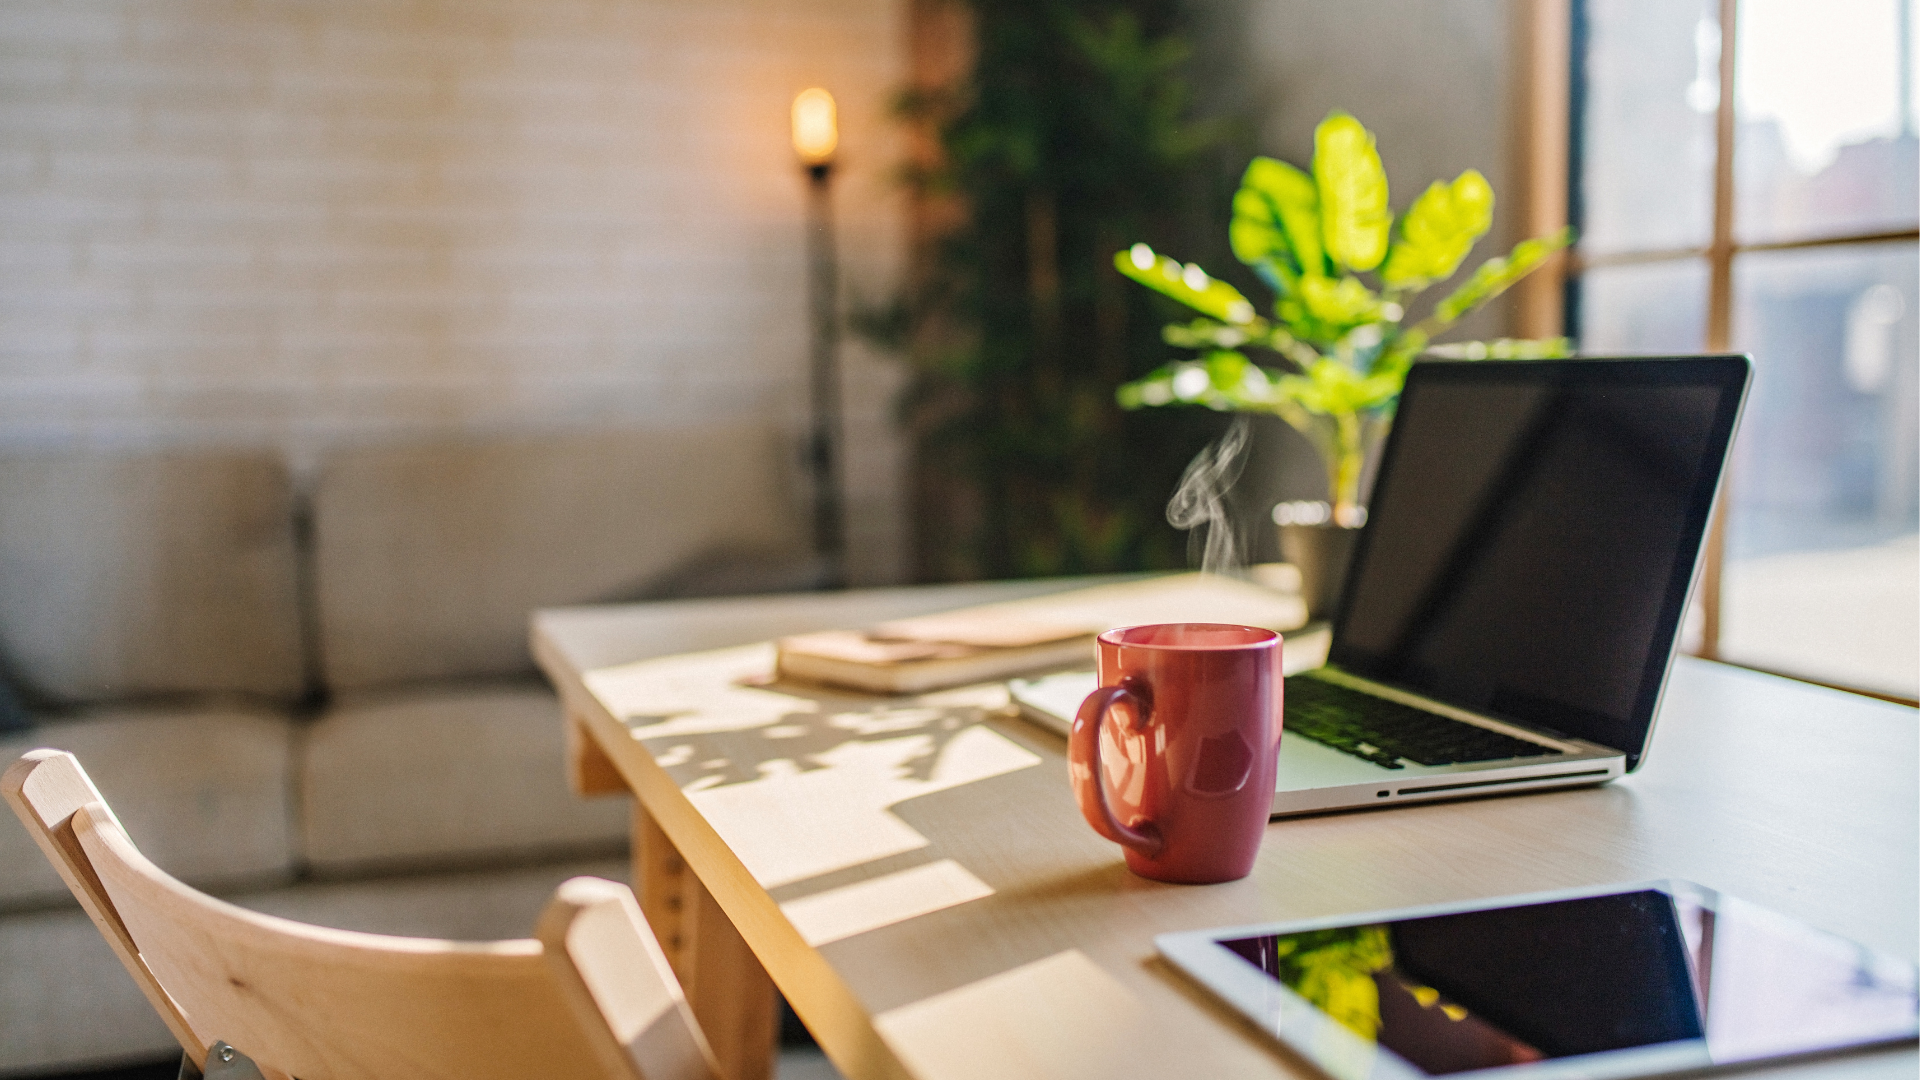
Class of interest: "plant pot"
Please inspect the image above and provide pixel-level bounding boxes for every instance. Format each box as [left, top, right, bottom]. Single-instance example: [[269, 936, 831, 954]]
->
[[1279, 522, 1362, 620]]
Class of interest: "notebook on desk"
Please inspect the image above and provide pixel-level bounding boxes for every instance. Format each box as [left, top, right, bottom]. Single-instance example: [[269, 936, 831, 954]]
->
[[1012, 355, 1752, 815]]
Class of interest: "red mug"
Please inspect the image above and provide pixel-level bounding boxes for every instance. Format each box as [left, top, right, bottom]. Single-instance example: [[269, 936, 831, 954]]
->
[[1069, 623, 1282, 884]]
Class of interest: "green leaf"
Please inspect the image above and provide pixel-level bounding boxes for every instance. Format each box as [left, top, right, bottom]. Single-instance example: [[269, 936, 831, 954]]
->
[[1232, 157, 1326, 281], [1280, 358, 1400, 416], [1117, 351, 1287, 412], [1205, 350, 1255, 395], [1298, 274, 1384, 330], [1113, 246, 1258, 325], [1430, 227, 1573, 325], [1375, 327, 1430, 380], [1312, 113, 1391, 273], [1379, 169, 1494, 288], [1162, 318, 1251, 350], [1425, 337, 1573, 360], [1162, 317, 1319, 369]]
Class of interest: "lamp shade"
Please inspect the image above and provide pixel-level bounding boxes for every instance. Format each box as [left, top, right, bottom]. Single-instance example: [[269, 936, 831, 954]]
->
[[791, 88, 838, 166]]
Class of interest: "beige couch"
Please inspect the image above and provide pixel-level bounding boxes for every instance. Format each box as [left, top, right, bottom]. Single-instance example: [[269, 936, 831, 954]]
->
[[0, 425, 815, 1075]]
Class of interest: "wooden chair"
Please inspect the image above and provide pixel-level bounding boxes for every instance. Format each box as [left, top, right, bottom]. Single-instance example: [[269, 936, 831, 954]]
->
[[3, 748, 722, 1080]]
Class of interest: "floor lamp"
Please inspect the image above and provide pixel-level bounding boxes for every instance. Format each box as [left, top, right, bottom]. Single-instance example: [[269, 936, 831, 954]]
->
[[793, 88, 845, 589]]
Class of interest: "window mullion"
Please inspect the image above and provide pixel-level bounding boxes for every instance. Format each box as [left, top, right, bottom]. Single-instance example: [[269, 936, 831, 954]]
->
[[1698, 0, 1741, 660], [1706, 0, 1739, 350], [1514, 0, 1574, 339]]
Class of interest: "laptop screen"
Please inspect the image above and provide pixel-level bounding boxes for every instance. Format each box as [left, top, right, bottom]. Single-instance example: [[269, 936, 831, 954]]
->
[[1328, 356, 1750, 769]]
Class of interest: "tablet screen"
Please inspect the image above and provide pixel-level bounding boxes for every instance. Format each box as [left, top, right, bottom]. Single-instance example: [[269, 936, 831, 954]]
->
[[1205, 885, 1915, 1078]]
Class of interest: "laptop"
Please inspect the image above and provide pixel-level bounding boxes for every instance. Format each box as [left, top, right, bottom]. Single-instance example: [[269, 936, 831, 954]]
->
[[1011, 355, 1752, 815]]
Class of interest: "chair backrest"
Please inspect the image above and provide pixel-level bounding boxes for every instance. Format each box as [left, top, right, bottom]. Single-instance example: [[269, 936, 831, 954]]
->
[[3, 749, 720, 1080]]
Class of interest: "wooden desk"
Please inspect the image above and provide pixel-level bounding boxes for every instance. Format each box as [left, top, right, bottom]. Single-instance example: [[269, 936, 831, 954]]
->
[[533, 581, 1918, 1080]]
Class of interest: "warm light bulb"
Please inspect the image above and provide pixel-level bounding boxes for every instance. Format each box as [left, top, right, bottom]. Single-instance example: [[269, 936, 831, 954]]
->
[[792, 88, 838, 166]]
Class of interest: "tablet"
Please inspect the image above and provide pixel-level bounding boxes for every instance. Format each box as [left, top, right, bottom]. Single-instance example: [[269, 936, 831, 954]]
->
[[1156, 881, 1917, 1080]]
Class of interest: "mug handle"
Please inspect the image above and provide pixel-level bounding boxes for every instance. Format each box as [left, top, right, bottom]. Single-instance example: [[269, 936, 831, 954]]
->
[[1070, 685, 1164, 859]]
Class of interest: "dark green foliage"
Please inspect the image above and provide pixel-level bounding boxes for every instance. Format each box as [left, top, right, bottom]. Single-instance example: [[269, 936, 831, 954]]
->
[[893, 0, 1237, 580]]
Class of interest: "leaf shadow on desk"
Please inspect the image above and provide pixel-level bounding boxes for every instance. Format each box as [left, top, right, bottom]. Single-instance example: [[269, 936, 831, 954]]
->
[[626, 695, 992, 792]]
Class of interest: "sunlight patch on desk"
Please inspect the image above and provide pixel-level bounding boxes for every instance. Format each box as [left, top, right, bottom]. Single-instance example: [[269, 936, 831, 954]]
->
[[875, 950, 1190, 1080], [689, 776, 932, 886], [780, 859, 994, 947], [586, 644, 1042, 886], [686, 724, 1041, 887]]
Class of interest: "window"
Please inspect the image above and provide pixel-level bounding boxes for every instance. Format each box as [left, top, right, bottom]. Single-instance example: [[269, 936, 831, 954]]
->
[[1561, 0, 1918, 701]]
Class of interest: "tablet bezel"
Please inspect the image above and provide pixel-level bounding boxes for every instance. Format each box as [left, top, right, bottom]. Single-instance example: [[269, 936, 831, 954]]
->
[[1155, 879, 1917, 1080]]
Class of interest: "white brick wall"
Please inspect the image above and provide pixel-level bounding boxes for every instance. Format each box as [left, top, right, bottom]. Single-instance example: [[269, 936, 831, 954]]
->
[[0, 0, 911, 584]]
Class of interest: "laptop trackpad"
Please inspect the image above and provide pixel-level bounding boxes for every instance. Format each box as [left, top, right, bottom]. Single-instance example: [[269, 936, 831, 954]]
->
[[1276, 732, 1404, 790]]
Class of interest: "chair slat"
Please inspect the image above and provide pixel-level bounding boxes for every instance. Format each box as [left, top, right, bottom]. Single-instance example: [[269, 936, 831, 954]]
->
[[538, 876, 720, 1080]]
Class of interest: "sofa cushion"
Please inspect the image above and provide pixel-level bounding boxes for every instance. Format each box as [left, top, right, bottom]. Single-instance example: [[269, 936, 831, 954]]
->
[[299, 685, 630, 873], [0, 708, 297, 908], [0, 450, 305, 704], [0, 673, 29, 733], [0, 905, 179, 1074], [312, 424, 808, 691]]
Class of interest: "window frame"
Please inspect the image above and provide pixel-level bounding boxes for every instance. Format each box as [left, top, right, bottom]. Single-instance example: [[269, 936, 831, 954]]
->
[[1515, 0, 1920, 702]]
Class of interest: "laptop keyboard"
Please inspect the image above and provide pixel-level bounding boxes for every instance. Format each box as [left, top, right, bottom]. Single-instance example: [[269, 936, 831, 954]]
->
[[1284, 677, 1561, 770]]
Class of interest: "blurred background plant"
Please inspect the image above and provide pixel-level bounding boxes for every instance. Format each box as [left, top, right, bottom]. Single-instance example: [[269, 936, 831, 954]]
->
[[1114, 112, 1574, 523], [867, 0, 1243, 581]]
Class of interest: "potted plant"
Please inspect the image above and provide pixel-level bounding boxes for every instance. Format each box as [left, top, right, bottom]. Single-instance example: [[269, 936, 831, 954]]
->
[[1112, 111, 1572, 612]]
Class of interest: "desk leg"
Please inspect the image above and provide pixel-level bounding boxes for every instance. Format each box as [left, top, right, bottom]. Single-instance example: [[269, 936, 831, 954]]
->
[[634, 802, 778, 1080], [565, 712, 628, 796]]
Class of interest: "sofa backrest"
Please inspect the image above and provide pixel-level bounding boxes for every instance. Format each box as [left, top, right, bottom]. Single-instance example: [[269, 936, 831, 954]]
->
[[0, 451, 306, 705], [312, 424, 808, 692]]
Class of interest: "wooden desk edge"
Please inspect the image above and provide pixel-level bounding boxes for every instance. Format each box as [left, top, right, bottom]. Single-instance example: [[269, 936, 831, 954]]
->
[[532, 628, 917, 1080]]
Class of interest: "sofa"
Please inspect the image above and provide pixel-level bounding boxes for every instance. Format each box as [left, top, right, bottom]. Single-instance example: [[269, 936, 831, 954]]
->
[[0, 423, 819, 1075]]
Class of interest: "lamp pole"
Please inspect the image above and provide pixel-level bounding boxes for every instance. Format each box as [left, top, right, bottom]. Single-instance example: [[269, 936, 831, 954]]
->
[[793, 89, 846, 589]]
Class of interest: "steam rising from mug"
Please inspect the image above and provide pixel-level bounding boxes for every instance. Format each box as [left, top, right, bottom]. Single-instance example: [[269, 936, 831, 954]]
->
[[1166, 415, 1251, 575]]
